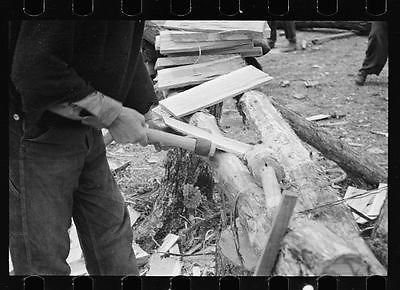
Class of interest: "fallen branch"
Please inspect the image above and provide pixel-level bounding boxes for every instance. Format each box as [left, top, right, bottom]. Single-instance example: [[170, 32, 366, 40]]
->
[[265, 97, 387, 185], [309, 31, 357, 45]]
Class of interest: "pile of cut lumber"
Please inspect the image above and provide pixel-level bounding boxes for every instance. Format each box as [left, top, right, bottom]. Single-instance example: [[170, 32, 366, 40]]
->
[[153, 21, 270, 94], [154, 21, 269, 58]]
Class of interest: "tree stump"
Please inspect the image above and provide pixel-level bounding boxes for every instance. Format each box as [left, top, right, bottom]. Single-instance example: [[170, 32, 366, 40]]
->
[[132, 104, 222, 246]]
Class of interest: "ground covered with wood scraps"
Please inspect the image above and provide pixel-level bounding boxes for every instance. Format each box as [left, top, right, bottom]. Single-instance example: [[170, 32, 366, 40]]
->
[[64, 29, 388, 276]]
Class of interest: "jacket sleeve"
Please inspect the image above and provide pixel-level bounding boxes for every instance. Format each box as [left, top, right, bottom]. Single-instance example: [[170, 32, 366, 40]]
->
[[11, 20, 95, 123], [124, 52, 159, 115]]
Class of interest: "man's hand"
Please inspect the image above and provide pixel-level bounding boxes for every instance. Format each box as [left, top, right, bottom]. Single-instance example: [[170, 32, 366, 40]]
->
[[108, 107, 148, 146]]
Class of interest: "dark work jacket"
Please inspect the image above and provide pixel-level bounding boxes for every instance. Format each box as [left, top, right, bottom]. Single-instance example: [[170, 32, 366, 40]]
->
[[9, 20, 158, 126]]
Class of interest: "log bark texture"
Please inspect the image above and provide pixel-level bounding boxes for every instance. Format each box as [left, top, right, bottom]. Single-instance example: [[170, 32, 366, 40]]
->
[[262, 98, 387, 186], [191, 110, 385, 275], [235, 91, 385, 275]]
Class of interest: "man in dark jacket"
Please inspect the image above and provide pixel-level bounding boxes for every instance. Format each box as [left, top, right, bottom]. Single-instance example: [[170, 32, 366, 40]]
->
[[9, 20, 159, 275], [355, 21, 388, 86]]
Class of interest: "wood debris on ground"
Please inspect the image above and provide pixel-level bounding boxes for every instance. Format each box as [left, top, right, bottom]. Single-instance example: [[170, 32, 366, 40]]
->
[[306, 114, 332, 121], [344, 184, 387, 224], [370, 131, 388, 138], [67, 221, 87, 276], [132, 241, 150, 267], [127, 206, 141, 227], [304, 80, 320, 88], [146, 235, 182, 276]]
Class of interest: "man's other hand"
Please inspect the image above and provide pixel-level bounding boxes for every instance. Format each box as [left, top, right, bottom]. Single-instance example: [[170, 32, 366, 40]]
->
[[108, 107, 148, 146]]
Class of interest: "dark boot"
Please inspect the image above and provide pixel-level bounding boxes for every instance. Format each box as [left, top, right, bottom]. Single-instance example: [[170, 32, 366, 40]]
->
[[281, 41, 297, 52], [355, 71, 368, 86]]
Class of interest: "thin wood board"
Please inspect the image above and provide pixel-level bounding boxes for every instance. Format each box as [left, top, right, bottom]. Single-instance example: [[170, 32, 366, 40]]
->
[[156, 55, 246, 90], [165, 44, 262, 58], [159, 65, 273, 118], [163, 116, 253, 156], [155, 54, 240, 70], [160, 35, 253, 54], [161, 29, 262, 42]]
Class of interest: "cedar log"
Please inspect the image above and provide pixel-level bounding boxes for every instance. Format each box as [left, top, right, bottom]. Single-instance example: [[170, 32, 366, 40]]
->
[[237, 91, 385, 275], [260, 98, 387, 186], [190, 111, 385, 275]]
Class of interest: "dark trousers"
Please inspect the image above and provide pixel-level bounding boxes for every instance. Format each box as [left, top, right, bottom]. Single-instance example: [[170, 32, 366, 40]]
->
[[360, 21, 388, 75], [9, 113, 138, 275], [267, 21, 297, 44]]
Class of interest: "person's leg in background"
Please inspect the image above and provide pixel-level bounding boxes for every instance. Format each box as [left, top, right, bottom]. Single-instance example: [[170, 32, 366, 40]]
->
[[282, 21, 297, 52], [356, 21, 388, 85], [72, 128, 139, 275], [267, 21, 277, 48]]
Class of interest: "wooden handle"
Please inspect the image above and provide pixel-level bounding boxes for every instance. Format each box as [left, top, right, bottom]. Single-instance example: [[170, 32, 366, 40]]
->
[[103, 129, 213, 157], [253, 191, 298, 276], [146, 128, 196, 151]]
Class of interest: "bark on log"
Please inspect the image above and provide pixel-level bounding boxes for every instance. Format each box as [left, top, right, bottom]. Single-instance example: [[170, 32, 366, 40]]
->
[[290, 21, 371, 35], [256, 98, 387, 186], [191, 111, 385, 275], [236, 91, 385, 275]]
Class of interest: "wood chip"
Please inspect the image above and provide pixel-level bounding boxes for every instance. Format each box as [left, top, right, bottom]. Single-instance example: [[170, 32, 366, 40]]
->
[[127, 206, 140, 227], [305, 114, 331, 121], [192, 265, 202, 276], [304, 80, 320, 88], [280, 80, 290, 87], [370, 131, 388, 138], [147, 243, 182, 276], [132, 241, 150, 267], [107, 156, 130, 172], [67, 222, 87, 275], [146, 253, 182, 276], [348, 143, 364, 147], [293, 93, 306, 100], [9, 251, 13, 274], [321, 121, 349, 127], [158, 233, 180, 254], [367, 147, 385, 154]]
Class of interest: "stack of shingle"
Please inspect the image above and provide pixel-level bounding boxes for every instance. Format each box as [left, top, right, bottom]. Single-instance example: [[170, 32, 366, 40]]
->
[[153, 21, 270, 93]]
